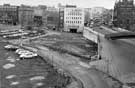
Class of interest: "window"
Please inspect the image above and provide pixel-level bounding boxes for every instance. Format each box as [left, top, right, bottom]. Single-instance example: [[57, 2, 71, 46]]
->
[[61, 17, 63, 19]]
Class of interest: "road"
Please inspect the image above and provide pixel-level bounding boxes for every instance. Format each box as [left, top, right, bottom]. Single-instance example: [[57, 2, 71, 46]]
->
[[35, 44, 123, 88], [0, 38, 70, 88]]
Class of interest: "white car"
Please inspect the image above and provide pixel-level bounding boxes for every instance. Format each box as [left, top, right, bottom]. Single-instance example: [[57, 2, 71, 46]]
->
[[3, 36, 7, 38], [16, 49, 31, 55], [18, 50, 31, 55], [20, 53, 38, 59], [15, 49, 26, 53], [16, 48, 38, 59], [4, 45, 19, 50]]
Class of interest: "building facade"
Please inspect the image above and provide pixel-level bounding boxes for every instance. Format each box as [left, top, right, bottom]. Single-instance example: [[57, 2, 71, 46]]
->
[[90, 7, 107, 20], [64, 5, 84, 32], [0, 4, 19, 25], [19, 5, 33, 26], [113, 0, 135, 31], [84, 8, 91, 22], [46, 6, 59, 29], [58, 4, 65, 30], [33, 5, 47, 27]]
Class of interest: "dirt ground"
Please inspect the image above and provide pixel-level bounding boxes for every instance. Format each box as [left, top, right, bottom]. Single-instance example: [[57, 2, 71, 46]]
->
[[31, 31, 97, 62], [0, 41, 71, 88]]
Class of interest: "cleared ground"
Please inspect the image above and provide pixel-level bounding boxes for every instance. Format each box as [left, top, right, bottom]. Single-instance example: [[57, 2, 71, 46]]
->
[[31, 31, 97, 62]]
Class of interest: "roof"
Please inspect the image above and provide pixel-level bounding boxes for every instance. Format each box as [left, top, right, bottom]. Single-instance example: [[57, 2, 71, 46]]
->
[[105, 32, 135, 40]]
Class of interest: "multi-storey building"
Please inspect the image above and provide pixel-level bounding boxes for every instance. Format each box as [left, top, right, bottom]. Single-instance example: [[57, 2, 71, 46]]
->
[[90, 7, 107, 22], [64, 5, 84, 32], [84, 8, 91, 22], [58, 4, 65, 31], [46, 6, 59, 29], [47, 6, 58, 12], [113, 0, 135, 31], [33, 5, 47, 27], [0, 4, 19, 25], [19, 5, 33, 26], [38, 5, 47, 26]]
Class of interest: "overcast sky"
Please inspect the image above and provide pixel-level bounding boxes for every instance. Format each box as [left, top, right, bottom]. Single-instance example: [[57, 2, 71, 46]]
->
[[0, 0, 116, 9]]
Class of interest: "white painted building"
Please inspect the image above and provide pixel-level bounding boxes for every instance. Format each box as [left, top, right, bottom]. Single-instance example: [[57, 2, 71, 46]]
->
[[64, 7, 84, 32]]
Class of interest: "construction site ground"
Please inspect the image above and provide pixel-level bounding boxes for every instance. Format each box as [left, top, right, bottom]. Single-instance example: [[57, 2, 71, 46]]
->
[[30, 30, 97, 63]]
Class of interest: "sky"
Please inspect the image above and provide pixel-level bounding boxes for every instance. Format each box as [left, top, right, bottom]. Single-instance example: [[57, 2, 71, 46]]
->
[[0, 0, 116, 9]]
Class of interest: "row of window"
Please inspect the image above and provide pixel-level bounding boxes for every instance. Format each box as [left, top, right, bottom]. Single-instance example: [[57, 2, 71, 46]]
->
[[66, 12, 82, 16], [66, 17, 82, 20], [66, 21, 82, 24], [0, 8, 17, 11]]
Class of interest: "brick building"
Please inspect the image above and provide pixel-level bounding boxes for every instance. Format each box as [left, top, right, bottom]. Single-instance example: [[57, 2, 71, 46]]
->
[[19, 5, 33, 27], [33, 6, 44, 27], [113, 0, 135, 31], [0, 4, 19, 25], [46, 6, 59, 29]]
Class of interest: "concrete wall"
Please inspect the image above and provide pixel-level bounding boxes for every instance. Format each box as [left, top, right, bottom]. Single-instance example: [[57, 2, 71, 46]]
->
[[99, 37, 135, 83], [83, 27, 135, 83], [83, 27, 98, 43]]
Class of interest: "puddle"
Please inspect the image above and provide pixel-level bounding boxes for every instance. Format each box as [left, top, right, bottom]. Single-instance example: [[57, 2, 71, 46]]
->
[[16, 59, 20, 61], [3, 63, 15, 69], [6, 75, 16, 79], [10, 81, 19, 86], [79, 62, 90, 68], [36, 83, 44, 86], [30, 76, 45, 81], [6, 57, 16, 62], [5, 53, 8, 55]]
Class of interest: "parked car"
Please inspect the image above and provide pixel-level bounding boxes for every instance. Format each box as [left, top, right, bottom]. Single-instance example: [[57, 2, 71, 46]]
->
[[20, 52, 38, 59], [16, 49, 30, 54], [4, 45, 19, 51], [16, 48, 38, 59]]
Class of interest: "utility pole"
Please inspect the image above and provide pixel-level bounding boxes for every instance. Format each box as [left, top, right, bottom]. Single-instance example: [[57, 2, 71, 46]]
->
[[112, 9, 114, 22]]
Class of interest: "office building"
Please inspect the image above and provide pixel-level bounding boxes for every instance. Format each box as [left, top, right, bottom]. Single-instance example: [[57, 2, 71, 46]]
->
[[64, 5, 84, 32], [113, 0, 135, 31], [19, 5, 34, 26], [0, 4, 19, 25]]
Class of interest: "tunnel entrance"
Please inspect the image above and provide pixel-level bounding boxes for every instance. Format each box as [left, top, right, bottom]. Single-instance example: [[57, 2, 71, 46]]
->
[[70, 28, 77, 33]]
